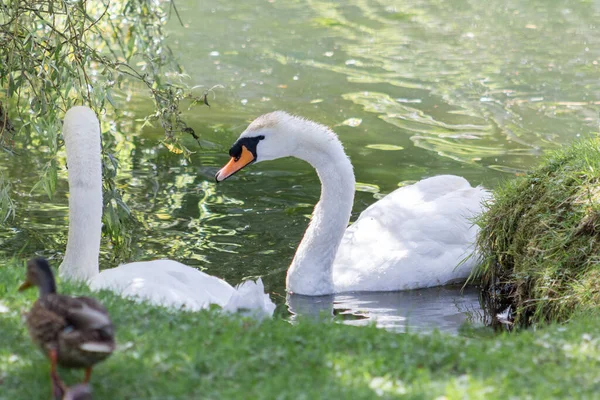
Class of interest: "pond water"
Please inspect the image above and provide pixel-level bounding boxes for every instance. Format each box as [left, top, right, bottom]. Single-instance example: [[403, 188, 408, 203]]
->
[[2, 0, 599, 333]]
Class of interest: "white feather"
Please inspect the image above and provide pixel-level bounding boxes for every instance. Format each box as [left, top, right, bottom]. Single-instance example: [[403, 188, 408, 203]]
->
[[231, 112, 490, 295], [79, 342, 113, 353]]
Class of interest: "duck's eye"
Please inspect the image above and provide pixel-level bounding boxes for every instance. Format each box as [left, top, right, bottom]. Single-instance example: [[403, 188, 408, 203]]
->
[[258, 135, 265, 140]]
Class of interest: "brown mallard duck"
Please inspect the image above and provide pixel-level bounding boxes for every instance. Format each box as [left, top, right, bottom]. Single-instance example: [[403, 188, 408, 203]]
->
[[19, 258, 115, 397]]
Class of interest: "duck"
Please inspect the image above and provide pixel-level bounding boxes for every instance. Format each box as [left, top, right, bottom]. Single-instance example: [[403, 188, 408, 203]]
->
[[58, 106, 275, 316], [19, 258, 115, 398], [215, 111, 490, 296]]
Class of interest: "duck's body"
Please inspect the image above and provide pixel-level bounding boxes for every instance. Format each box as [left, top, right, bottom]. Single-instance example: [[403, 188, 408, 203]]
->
[[26, 293, 115, 368], [20, 258, 114, 394], [216, 111, 489, 296], [59, 106, 274, 316]]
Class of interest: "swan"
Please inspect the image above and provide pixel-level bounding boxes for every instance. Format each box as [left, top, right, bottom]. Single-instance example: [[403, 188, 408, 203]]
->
[[215, 111, 490, 296], [57, 106, 275, 316]]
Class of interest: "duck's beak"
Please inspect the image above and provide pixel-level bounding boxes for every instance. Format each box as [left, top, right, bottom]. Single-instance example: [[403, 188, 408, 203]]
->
[[215, 145, 255, 182], [18, 280, 32, 292]]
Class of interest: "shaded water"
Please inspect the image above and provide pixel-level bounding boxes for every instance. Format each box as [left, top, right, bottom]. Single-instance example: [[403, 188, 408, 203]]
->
[[288, 286, 484, 334], [2, 0, 600, 332]]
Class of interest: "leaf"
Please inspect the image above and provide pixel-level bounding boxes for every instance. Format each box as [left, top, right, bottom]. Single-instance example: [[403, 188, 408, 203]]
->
[[107, 153, 119, 170], [106, 89, 117, 109], [164, 142, 183, 154], [7, 74, 15, 98], [126, 27, 136, 60], [103, 204, 118, 231], [54, 41, 62, 63], [40, 92, 48, 114], [34, 159, 58, 200], [115, 197, 131, 215]]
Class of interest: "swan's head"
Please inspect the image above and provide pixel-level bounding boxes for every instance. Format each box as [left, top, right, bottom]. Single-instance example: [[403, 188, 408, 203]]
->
[[215, 111, 340, 182]]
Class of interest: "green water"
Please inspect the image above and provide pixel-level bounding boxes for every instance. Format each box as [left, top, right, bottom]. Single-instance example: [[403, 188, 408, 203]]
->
[[2, 0, 599, 332]]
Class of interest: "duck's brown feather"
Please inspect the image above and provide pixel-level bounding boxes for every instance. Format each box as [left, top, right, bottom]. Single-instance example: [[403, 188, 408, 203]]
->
[[25, 293, 115, 368]]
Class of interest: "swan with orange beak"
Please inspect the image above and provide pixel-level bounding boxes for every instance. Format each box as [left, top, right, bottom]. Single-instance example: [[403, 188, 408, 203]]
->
[[215, 111, 490, 296]]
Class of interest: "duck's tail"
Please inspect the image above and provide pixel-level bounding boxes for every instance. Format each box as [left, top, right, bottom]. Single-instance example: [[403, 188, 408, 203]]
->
[[223, 278, 276, 317]]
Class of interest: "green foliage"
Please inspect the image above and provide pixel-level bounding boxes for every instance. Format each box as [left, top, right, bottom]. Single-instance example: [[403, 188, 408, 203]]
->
[[1, 259, 600, 399], [0, 0, 199, 142], [0, 0, 204, 259], [473, 138, 600, 325], [0, 172, 16, 223], [101, 149, 137, 261]]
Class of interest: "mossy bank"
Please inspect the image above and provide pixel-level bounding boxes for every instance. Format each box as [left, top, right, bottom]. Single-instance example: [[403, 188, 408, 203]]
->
[[474, 138, 600, 325], [1, 259, 600, 399]]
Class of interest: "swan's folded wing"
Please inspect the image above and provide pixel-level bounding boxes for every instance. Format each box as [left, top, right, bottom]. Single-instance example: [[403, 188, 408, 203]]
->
[[90, 260, 275, 316], [333, 177, 490, 292], [90, 261, 224, 311]]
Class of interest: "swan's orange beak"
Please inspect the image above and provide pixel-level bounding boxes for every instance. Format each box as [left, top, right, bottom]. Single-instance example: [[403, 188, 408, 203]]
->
[[215, 145, 255, 182]]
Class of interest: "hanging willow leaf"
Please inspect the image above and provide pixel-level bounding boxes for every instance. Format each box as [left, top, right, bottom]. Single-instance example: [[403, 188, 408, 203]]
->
[[0, 0, 210, 261]]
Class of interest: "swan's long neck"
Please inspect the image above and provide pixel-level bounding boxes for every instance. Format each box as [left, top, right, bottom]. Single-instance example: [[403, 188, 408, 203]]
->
[[285, 123, 355, 296], [58, 107, 103, 281]]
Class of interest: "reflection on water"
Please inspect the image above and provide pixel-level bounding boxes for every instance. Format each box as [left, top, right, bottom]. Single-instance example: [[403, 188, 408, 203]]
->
[[2, 0, 600, 334], [288, 286, 484, 334]]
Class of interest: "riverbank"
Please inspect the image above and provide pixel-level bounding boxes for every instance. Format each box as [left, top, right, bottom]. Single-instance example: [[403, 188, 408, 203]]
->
[[474, 139, 600, 325], [1, 259, 599, 399]]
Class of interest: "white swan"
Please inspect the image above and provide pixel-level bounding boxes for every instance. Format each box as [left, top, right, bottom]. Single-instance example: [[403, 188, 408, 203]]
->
[[58, 106, 275, 316], [216, 111, 490, 296]]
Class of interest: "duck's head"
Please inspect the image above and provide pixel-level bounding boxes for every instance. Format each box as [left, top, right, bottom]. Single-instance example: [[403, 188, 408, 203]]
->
[[215, 111, 340, 182], [19, 258, 57, 295]]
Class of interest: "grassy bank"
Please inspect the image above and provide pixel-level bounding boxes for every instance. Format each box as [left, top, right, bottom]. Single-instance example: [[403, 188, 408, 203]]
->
[[473, 139, 600, 325], [1, 260, 600, 398]]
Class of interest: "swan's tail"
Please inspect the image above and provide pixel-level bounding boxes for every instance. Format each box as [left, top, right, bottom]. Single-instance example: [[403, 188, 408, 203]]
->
[[223, 278, 276, 317]]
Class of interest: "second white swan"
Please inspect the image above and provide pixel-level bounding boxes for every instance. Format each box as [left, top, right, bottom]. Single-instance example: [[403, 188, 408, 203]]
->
[[58, 106, 275, 316], [216, 111, 490, 296]]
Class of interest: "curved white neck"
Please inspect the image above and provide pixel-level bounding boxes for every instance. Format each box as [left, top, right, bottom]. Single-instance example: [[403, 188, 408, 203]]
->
[[285, 125, 355, 296], [58, 107, 103, 281]]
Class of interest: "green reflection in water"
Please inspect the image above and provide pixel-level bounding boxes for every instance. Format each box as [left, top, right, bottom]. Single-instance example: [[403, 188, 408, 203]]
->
[[2, 0, 600, 329]]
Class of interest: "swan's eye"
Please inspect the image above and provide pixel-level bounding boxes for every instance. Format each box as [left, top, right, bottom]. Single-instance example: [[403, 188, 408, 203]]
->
[[229, 142, 243, 160], [229, 136, 264, 161]]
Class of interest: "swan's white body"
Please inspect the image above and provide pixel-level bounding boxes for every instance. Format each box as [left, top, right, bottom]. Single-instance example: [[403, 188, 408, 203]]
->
[[216, 111, 490, 296], [331, 175, 486, 293], [58, 106, 275, 315]]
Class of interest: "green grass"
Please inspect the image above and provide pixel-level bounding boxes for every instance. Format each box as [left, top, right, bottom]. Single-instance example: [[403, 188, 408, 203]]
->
[[473, 138, 600, 325], [2, 259, 600, 399]]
